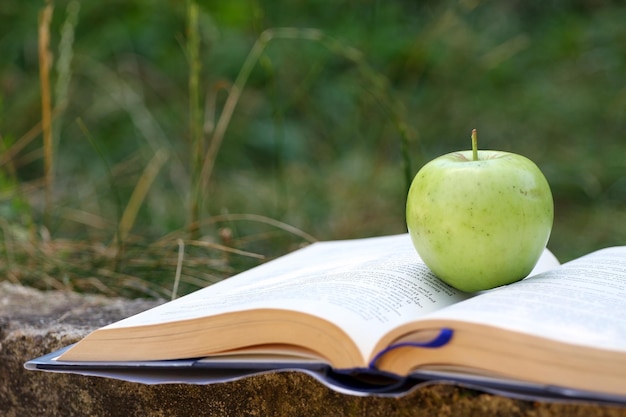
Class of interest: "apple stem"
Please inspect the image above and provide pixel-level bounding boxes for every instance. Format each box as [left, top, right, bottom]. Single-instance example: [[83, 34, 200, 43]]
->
[[471, 128, 478, 161]]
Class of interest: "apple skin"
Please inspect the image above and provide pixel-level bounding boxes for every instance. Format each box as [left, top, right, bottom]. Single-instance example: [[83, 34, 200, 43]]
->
[[406, 150, 553, 292]]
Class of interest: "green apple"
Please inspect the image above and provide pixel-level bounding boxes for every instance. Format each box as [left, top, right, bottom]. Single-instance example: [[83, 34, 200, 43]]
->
[[406, 129, 553, 292]]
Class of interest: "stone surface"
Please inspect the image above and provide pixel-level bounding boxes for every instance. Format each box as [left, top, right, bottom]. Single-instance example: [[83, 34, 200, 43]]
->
[[1, 281, 625, 417]]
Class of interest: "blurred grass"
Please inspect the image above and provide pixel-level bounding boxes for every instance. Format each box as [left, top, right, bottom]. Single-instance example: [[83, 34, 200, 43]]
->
[[1, 0, 625, 297]]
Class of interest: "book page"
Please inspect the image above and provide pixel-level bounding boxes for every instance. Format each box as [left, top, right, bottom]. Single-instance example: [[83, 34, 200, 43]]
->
[[426, 247, 626, 352], [104, 234, 472, 361]]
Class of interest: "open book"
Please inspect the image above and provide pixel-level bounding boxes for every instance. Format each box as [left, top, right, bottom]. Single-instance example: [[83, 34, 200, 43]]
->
[[25, 234, 626, 404]]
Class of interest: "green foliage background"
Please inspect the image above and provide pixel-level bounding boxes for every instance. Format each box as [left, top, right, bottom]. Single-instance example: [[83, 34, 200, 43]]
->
[[1, 0, 625, 297]]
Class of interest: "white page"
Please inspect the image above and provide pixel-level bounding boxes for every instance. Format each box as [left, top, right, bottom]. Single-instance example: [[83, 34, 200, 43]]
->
[[427, 247, 626, 352]]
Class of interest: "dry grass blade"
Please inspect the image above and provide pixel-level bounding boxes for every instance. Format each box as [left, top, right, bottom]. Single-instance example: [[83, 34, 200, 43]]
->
[[185, 239, 265, 259], [53, 0, 80, 117], [38, 0, 54, 225], [116, 149, 169, 245], [187, 0, 203, 238], [172, 238, 184, 300], [0, 122, 42, 168], [204, 213, 318, 244]]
